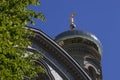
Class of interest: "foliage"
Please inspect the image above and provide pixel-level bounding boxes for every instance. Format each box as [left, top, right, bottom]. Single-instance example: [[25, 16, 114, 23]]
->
[[0, 0, 45, 80]]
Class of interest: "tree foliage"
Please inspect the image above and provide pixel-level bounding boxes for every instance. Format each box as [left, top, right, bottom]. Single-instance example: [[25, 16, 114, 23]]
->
[[0, 0, 45, 80]]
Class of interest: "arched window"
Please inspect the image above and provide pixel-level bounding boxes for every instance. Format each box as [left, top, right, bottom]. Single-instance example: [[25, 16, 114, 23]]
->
[[88, 66, 96, 80]]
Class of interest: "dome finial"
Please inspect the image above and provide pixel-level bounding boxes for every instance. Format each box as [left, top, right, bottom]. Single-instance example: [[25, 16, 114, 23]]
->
[[69, 13, 76, 30]]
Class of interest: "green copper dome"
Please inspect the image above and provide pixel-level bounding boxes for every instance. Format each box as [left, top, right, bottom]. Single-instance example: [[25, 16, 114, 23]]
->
[[55, 29, 102, 55]]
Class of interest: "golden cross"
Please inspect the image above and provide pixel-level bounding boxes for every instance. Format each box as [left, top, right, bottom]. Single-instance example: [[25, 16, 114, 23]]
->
[[70, 13, 75, 24], [69, 13, 76, 30]]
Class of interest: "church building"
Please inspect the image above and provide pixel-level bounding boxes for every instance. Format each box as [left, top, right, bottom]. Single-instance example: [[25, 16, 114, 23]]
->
[[29, 13, 102, 80]]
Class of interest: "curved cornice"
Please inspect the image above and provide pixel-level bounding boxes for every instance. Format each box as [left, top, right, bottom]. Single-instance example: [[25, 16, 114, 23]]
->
[[28, 27, 92, 80]]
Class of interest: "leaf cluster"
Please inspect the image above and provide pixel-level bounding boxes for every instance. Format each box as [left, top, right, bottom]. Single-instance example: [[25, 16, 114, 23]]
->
[[0, 0, 45, 80]]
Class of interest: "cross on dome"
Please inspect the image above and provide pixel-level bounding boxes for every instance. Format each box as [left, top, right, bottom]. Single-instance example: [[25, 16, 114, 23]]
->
[[69, 13, 76, 30]]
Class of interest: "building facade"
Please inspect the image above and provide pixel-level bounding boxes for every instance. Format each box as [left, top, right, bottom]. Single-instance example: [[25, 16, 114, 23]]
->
[[29, 14, 102, 80]]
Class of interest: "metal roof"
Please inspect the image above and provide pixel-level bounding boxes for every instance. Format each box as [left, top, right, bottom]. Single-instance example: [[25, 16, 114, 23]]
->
[[55, 29, 102, 55]]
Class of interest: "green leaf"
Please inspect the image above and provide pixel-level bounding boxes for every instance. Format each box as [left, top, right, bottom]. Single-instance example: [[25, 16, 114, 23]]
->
[[0, 0, 45, 80]]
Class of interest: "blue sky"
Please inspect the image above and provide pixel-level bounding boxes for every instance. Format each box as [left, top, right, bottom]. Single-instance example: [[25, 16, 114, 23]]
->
[[29, 0, 120, 80]]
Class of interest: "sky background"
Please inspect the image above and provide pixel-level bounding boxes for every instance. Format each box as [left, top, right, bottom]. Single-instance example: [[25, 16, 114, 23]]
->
[[29, 0, 120, 80]]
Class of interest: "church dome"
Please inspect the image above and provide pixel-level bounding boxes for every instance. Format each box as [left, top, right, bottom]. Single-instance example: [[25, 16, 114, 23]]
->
[[54, 29, 102, 55]]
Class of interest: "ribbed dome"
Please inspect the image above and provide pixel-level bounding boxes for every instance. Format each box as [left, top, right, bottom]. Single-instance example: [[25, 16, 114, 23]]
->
[[54, 29, 102, 55]]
